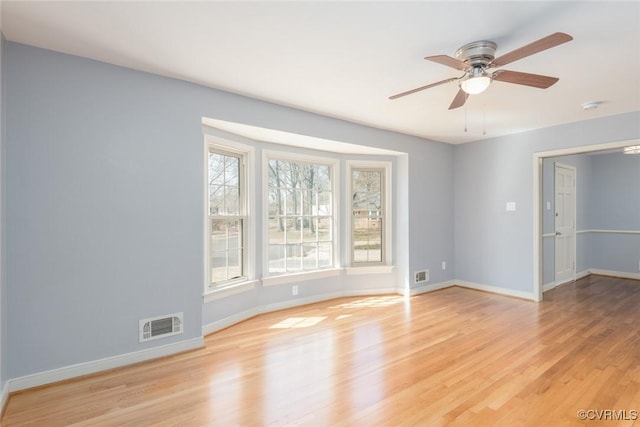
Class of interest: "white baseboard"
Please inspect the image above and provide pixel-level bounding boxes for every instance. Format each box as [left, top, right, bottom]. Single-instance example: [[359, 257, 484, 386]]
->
[[202, 307, 261, 336], [0, 381, 8, 416], [8, 336, 204, 393], [576, 270, 591, 280], [542, 269, 634, 293], [589, 269, 640, 281], [408, 280, 455, 296], [455, 280, 535, 301]]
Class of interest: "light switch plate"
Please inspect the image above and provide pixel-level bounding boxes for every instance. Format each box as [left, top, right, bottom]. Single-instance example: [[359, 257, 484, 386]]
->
[[506, 202, 516, 211]]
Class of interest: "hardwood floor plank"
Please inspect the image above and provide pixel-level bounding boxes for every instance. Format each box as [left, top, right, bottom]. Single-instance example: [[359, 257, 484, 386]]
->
[[3, 275, 640, 426]]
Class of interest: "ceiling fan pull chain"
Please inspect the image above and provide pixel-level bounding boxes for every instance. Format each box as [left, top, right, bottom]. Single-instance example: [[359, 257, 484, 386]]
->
[[483, 105, 486, 136], [464, 104, 468, 132]]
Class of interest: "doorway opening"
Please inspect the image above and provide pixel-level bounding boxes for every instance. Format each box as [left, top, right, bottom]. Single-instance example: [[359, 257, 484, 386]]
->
[[533, 138, 639, 301]]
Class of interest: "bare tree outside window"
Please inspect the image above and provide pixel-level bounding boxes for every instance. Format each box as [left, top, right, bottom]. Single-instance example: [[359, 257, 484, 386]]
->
[[268, 158, 333, 274], [209, 150, 244, 285], [352, 169, 383, 264]]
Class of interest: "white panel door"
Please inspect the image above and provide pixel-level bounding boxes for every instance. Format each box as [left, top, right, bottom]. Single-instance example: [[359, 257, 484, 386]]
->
[[554, 163, 576, 285]]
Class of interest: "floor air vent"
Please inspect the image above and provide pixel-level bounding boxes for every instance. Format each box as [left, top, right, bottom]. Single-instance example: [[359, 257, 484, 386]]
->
[[415, 270, 429, 283], [139, 312, 183, 343]]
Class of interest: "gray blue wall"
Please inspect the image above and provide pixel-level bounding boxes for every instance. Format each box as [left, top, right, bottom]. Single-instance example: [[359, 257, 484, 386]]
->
[[5, 42, 454, 380], [454, 113, 640, 293], [3, 39, 640, 384], [0, 32, 6, 394], [588, 152, 640, 273]]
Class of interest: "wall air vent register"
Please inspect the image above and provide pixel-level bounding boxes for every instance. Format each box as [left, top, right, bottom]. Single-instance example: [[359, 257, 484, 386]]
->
[[139, 312, 183, 342]]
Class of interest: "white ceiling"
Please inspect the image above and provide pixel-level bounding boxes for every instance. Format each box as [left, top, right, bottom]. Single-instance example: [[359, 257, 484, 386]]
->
[[2, 1, 639, 145]]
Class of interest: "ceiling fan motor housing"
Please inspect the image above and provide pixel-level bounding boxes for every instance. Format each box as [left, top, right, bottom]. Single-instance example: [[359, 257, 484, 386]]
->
[[455, 40, 497, 67]]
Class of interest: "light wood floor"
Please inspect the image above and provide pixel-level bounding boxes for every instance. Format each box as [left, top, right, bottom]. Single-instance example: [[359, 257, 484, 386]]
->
[[3, 275, 640, 426]]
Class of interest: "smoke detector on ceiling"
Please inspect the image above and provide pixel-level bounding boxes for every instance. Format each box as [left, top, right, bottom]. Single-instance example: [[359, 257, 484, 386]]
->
[[581, 101, 600, 110]]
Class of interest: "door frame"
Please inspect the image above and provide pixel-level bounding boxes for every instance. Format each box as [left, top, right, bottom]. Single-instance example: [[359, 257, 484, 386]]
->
[[532, 138, 639, 302], [553, 162, 576, 286]]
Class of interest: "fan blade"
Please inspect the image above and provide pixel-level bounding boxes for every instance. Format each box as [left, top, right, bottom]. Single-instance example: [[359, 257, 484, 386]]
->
[[491, 32, 573, 67], [492, 70, 559, 89], [389, 77, 458, 100], [448, 88, 468, 110], [425, 55, 470, 71]]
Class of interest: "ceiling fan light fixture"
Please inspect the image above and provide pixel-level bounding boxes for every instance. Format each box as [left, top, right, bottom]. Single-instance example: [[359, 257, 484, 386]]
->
[[460, 68, 491, 95], [623, 145, 640, 154]]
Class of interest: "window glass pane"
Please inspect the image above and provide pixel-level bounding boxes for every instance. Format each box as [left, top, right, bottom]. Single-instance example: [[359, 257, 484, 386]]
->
[[211, 219, 228, 252], [210, 184, 223, 215], [293, 190, 303, 215], [268, 159, 278, 184], [227, 248, 243, 279], [368, 192, 381, 211], [353, 221, 382, 263], [208, 148, 246, 287], [353, 170, 380, 192], [285, 189, 298, 215], [268, 188, 281, 216], [317, 217, 331, 241], [318, 191, 331, 215], [353, 249, 367, 263], [317, 166, 331, 190], [303, 243, 318, 270], [302, 190, 314, 215], [267, 157, 333, 275], [279, 160, 292, 186], [352, 192, 367, 211], [366, 227, 383, 262], [351, 168, 384, 265], [209, 153, 225, 185], [211, 253, 228, 283], [268, 216, 285, 244], [318, 242, 332, 267], [286, 244, 302, 272], [227, 221, 241, 250], [224, 186, 239, 215], [225, 156, 239, 185], [269, 245, 286, 274], [285, 217, 301, 243], [210, 219, 244, 283], [303, 217, 317, 242]]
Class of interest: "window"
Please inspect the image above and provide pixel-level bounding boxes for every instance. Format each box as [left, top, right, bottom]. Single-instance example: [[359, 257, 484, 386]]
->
[[351, 168, 385, 264], [208, 148, 246, 287], [266, 156, 335, 275]]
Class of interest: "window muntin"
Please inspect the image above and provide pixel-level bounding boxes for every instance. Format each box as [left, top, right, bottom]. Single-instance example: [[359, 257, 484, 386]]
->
[[208, 150, 245, 286], [267, 158, 334, 275], [351, 168, 384, 264]]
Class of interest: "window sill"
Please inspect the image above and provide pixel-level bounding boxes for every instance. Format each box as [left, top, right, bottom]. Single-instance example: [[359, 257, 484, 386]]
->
[[345, 265, 395, 275], [203, 280, 259, 303], [262, 268, 342, 287]]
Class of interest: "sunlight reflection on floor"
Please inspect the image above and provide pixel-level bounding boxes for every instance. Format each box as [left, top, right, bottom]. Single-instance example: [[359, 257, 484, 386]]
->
[[330, 295, 405, 309], [269, 316, 327, 329]]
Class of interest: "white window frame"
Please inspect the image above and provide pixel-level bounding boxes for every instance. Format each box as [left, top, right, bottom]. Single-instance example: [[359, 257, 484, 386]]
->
[[203, 133, 255, 296], [262, 150, 340, 284], [346, 160, 393, 273]]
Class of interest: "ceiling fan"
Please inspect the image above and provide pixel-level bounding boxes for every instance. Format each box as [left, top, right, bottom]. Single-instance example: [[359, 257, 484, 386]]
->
[[389, 32, 573, 110]]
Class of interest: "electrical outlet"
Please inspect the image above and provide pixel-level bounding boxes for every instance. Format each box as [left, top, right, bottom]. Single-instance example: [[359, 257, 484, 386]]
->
[[292, 285, 299, 296], [442, 261, 446, 270]]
